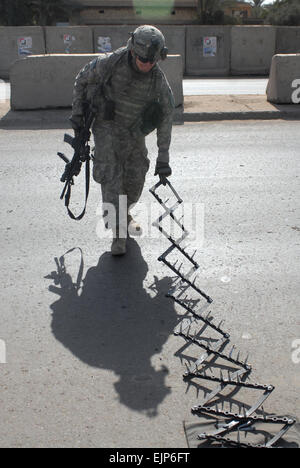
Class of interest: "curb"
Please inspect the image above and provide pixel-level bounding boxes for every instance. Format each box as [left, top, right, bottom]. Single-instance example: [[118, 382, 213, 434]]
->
[[183, 110, 300, 121], [1, 102, 300, 129]]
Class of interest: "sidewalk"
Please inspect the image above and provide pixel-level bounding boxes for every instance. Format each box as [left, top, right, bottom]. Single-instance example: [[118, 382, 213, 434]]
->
[[1, 94, 300, 128], [184, 95, 300, 121]]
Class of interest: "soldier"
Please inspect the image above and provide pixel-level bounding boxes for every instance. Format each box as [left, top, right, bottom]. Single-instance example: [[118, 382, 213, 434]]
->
[[70, 25, 174, 255]]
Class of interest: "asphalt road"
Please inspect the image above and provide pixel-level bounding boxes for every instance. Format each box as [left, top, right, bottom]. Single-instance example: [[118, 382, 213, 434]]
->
[[0, 120, 299, 448]]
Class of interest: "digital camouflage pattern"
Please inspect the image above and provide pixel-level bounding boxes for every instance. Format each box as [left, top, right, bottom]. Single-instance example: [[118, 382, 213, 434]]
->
[[71, 40, 174, 227]]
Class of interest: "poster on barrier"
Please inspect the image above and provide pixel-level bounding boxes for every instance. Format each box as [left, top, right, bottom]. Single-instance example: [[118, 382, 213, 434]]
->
[[18, 37, 33, 57], [97, 36, 112, 53], [203, 36, 217, 57], [63, 34, 76, 53]]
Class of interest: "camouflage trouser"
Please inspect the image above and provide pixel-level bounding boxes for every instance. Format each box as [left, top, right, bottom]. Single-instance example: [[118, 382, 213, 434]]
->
[[93, 123, 150, 231]]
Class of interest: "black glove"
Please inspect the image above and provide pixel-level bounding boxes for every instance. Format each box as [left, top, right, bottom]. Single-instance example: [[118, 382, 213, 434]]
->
[[154, 161, 172, 185]]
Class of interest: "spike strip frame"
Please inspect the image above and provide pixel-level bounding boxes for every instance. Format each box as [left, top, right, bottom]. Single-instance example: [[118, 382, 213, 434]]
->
[[149, 179, 296, 448]]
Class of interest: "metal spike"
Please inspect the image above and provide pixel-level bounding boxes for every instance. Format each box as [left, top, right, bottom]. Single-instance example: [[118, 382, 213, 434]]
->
[[243, 405, 247, 418], [220, 370, 224, 381], [229, 345, 235, 358], [262, 406, 266, 420], [237, 350, 240, 361], [186, 381, 192, 393]]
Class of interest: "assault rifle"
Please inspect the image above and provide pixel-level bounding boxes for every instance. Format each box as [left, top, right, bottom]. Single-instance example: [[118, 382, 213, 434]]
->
[[57, 109, 95, 220]]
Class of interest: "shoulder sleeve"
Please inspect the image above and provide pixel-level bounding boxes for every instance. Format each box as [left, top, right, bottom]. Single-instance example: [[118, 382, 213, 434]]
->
[[71, 55, 111, 117], [156, 73, 175, 164]]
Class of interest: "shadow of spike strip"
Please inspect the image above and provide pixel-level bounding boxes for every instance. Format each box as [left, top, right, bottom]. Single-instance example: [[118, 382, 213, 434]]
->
[[149, 180, 296, 448]]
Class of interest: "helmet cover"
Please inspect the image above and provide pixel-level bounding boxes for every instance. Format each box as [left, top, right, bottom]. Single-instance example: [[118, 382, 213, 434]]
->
[[128, 25, 167, 63]]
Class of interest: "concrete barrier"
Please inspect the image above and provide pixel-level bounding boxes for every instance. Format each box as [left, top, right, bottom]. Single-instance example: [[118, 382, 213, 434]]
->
[[185, 26, 231, 76], [0, 26, 45, 79], [266, 54, 300, 104], [45, 26, 93, 54], [231, 26, 276, 75], [92, 25, 135, 55], [92, 25, 186, 72], [10, 54, 183, 117], [276, 27, 300, 54], [155, 26, 186, 73]]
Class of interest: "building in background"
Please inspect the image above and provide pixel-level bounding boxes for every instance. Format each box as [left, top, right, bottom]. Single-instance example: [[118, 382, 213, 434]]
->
[[223, 1, 252, 20], [69, 0, 200, 25]]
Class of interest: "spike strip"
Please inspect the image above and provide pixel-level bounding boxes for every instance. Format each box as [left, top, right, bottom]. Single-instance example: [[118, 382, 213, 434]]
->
[[197, 433, 270, 449], [149, 180, 296, 448]]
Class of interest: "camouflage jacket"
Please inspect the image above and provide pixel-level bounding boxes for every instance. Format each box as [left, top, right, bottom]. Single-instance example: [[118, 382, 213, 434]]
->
[[71, 47, 174, 163]]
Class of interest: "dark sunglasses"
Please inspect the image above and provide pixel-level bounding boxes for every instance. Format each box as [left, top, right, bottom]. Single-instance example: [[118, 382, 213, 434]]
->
[[137, 55, 154, 64]]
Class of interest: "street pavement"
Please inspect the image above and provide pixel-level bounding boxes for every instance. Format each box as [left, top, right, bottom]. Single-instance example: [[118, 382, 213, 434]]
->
[[0, 119, 299, 447]]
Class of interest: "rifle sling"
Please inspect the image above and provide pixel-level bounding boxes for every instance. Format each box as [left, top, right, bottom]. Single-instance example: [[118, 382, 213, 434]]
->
[[64, 157, 90, 221]]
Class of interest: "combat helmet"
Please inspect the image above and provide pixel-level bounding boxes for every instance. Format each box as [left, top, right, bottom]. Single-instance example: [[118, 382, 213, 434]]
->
[[127, 25, 168, 63]]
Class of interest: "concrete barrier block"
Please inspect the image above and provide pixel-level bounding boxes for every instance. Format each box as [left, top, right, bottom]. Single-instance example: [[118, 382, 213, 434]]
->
[[266, 54, 300, 104], [185, 26, 231, 76], [92, 25, 186, 71], [0, 26, 45, 79], [10, 54, 183, 113], [92, 25, 133, 53], [231, 26, 276, 75], [45, 26, 93, 54], [154, 25, 186, 73], [10, 54, 93, 110], [160, 54, 183, 117], [276, 27, 300, 54]]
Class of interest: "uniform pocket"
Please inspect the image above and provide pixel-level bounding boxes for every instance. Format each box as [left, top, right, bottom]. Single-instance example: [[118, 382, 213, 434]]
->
[[92, 125, 117, 184]]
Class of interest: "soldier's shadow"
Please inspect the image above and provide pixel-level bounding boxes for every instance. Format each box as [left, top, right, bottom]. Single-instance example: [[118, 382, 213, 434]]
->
[[46, 239, 177, 417]]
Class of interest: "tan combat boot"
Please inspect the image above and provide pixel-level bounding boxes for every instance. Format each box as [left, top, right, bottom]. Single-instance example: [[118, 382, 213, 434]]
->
[[111, 238, 127, 256], [127, 214, 142, 237], [111, 223, 127, 256]]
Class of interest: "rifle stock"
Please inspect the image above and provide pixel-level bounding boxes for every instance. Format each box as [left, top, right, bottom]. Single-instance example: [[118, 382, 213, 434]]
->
[[57, 108, 95, 220]]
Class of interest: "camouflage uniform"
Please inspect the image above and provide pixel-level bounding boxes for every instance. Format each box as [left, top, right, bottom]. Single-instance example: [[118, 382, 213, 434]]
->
[[71, 44, 174, 230]]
